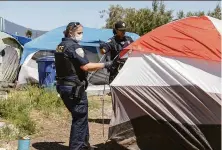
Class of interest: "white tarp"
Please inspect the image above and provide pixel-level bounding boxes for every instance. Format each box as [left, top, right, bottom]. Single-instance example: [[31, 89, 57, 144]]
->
[[109, 54, 221, 150]]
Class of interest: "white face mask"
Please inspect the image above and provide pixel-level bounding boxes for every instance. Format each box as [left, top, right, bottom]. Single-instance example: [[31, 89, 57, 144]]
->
[[72, 34, 83, 42]]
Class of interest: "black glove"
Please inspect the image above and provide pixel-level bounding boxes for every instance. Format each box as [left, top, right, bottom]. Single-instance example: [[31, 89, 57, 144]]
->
[[104, 61, 113, 69]]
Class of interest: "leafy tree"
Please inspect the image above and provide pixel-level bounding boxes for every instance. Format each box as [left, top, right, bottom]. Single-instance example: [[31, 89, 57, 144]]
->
[[177, 10, 185, 19], [207, 4, 221, 19], [25, 30, 32, 38], [100, 1, 221, 36], [100, 1, 173, 36], [176, 3, 221, 19]]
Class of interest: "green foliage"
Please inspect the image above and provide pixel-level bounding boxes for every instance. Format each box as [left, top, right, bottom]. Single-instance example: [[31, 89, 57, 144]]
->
[[25, 29, 32, 38], [176, 3, 221, 19], [100, 1, 173, 36], [0, 85, 111, 140], [0, 86, 63, 140], [100, 1, 221, 36], [207, 4, 221, 20]]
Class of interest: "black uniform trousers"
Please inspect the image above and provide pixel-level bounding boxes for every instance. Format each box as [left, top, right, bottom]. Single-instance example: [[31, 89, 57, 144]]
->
[[56, 85, 89, 150]]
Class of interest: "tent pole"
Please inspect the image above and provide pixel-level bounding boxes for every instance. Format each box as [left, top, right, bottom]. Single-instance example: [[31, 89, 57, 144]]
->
[[101, 67, 109, 142], [87, 54, 106, 81]]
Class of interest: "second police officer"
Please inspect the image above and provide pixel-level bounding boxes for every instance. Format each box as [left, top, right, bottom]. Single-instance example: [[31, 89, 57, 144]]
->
[[100, 21, 134, 84]]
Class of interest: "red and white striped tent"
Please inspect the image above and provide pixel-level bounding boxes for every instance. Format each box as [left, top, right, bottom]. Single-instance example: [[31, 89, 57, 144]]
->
[[109, 16, 221, 150]]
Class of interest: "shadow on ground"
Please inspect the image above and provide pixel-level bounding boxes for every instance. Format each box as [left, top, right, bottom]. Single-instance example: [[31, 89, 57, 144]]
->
[[32, 142, 69, 150], [95, 140, 129, 150], [88, 119, 111, 124], [32, 140, 129, 150]]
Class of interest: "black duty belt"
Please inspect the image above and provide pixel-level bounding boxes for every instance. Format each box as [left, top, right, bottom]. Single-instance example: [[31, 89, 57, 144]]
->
[[56, 80, 77, 86]]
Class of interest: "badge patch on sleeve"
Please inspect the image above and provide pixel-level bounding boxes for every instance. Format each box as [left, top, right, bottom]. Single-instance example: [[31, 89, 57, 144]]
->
[[56, 46, 64, 52], [107, 39, 111, 43], [75, 48, 85, 58]]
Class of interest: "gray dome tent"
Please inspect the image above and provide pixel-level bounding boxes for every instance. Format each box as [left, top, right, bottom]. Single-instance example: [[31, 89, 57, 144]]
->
[[0, 32, 23, 83]]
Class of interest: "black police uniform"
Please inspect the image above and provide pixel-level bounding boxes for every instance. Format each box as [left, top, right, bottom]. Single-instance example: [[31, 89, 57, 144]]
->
[[55, 37, 90, 150], [100, 35, 134, 84]]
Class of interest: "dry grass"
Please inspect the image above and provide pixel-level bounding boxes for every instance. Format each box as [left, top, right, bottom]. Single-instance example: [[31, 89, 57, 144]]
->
[[88, 95, 112, 119], [0, 85, 112, 139], [0, 85, 113, 150], [0, 85, 112, 148]]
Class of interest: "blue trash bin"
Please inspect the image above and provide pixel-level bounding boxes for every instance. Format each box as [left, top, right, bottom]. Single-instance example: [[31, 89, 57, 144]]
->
[[36, 56, 56, 88]]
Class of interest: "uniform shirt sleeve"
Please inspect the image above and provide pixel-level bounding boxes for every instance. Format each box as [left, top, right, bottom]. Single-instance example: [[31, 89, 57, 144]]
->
[[66, 45, 89, 66], [99, 39, 113, 54], [126, 36, 134, 43], [122, 36, 134, 49], [129, 37, 134, 43]]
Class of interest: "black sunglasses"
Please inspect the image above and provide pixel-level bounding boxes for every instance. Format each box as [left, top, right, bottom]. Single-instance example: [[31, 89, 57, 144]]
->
[[77, 32, 83, 34], [73, 22, 80, 27], [67, 22, 81, 30]]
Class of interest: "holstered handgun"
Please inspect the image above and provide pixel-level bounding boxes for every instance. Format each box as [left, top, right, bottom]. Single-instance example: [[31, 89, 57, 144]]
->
[[72, 80, 86, 100], [57, 79, 86, 100]]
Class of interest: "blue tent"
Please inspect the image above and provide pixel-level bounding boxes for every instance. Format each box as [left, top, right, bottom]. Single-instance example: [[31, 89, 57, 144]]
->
[[12, 35, 32, 46], [4, 32, 32, 46], [20, 26, 140, 65]]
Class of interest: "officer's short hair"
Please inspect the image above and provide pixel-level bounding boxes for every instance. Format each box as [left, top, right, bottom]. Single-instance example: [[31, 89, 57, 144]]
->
[[64, 22, 82, 37]]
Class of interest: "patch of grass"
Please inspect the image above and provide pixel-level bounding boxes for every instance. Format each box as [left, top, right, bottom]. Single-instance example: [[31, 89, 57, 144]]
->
[[30, 87, 64, 115], [88, 95, 112, 119], [0, 123, 19, 140], [0, 94, 36, 139], [88, 98, 101, 110], [0, 85, 112, 140], [0, 85, 65, 140], [88, 95, 112, 110]]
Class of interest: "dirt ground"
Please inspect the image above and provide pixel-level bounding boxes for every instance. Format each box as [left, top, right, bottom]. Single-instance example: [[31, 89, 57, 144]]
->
[[0, 95, 122, 150], [1, 120, 110, 150]]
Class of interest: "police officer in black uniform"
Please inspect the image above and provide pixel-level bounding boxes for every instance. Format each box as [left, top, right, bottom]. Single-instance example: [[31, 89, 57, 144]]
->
[[100, 21, 134, 84], [55, 22, 112, 150]]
